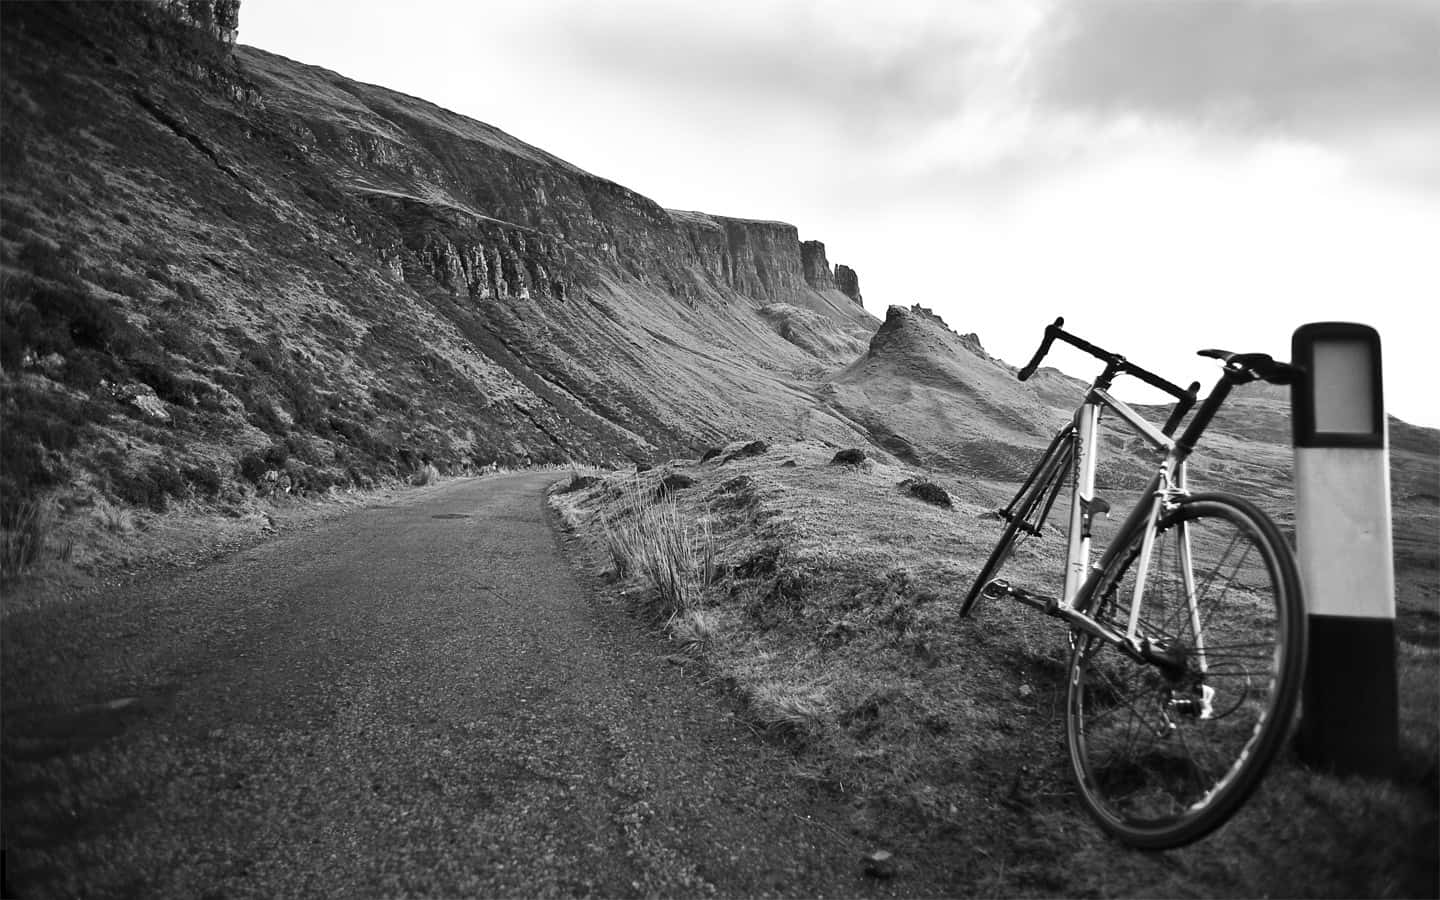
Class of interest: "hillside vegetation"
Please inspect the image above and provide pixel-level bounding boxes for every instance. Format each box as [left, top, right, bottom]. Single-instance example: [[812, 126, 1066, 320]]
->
[[0, 1, 877, 572]]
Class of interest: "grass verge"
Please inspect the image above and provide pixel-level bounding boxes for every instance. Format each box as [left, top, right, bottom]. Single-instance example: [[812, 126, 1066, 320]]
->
[[551, 440, 1439, 898]]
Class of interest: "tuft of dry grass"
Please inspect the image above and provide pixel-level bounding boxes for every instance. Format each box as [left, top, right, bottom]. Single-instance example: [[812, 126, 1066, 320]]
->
[[748, 678, 833, 731], [0, 497, 74, 577], [600, 477, 717, 620], [1, 497, 54, 575], [668, 608, 719, 649], [92, 498, 136, 535]]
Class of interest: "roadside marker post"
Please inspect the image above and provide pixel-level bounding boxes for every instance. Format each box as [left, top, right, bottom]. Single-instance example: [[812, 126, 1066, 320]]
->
[[1291, 322, 1398, 775]]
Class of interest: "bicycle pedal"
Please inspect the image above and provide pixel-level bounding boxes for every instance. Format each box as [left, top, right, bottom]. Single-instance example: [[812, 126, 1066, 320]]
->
[[980, 579, 1011, 600]]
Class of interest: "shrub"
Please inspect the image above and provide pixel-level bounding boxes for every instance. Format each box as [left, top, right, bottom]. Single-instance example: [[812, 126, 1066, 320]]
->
[[238, 443, 289, 483], [283, 432, 321, 466], [412, 462, 440, 486], [93, 266, 151, 299], [250, 400, 289, 436], [129, 352, 192, 405], [901, 478, 952, 508], [112, 461, 187, 511], [0, 268, 152, 375], [656, 472, 694, 498], [17, 239, 82, 285], [175, 280, 206, 305], [0, 497, 63, 576], [237, 450, 268, 483], [144, 264, 175, 288], [0, 384, 97, 500], [182, 463, 222, 497]]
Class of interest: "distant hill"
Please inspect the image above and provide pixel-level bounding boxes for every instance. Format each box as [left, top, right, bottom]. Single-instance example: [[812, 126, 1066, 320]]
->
[[823, 305, 1068, 477]]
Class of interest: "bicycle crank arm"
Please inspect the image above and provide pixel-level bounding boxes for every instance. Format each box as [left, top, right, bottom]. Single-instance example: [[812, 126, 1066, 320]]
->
[[985, 581, 1133, 654], [983, 580, 1059, 614]]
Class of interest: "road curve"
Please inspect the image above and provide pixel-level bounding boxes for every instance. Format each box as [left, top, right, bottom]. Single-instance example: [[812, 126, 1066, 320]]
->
[[2, 473, 905, 898]]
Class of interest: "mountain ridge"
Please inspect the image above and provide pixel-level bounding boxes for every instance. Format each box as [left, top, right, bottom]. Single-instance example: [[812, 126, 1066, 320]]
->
[[0, 1, 882, 525]]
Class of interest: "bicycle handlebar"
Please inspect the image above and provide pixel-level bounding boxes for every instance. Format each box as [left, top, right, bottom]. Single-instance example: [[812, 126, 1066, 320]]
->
[[1017, 317, 1066, 382], [1015, 316, 1197, 405]]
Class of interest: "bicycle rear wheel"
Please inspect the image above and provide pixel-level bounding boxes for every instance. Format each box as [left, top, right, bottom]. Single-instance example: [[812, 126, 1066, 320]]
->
[[1066, 493, 1305, 849]]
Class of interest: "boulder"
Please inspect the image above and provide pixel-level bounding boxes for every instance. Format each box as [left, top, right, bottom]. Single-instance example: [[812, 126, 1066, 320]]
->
[[900, 478, 952, 508], [722, 440, 768, 464]]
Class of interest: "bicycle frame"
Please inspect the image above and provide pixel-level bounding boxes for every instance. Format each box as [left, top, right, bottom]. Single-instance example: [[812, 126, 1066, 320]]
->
[[1055, 386, 1196, 666], [979, 317, 1294, 669]]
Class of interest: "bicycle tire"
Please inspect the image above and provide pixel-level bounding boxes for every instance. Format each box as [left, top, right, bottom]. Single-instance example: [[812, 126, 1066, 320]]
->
[[960, 429, 1074, 618], [959, 515, 1024, 617], [1065, 493, 1306, 849]]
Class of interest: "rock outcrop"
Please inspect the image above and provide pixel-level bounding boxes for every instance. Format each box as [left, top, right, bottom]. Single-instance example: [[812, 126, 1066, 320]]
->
[[835, 264, 863, 305], [866, 305, 986, 361], [824, 304, 1067, 474], [801, 241, 836, 292], [157, 0, 241, 45]]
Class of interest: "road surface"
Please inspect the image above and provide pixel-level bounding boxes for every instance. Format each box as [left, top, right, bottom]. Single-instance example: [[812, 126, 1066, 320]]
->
[[1, 473, 919, 897]]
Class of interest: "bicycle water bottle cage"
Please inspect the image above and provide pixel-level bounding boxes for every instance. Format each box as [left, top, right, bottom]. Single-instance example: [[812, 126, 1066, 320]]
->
[[1197, 350, 1302, 385]]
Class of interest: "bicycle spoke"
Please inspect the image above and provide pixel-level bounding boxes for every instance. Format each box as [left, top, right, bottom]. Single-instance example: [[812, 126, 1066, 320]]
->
[[1067, 495, 1302, 848]]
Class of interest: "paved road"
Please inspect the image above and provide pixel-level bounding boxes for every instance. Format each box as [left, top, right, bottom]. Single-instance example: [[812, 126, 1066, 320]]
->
[[2, 473, 904, 898]]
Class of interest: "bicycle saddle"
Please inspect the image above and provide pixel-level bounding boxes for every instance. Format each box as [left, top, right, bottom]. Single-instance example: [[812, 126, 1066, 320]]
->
[[1197, 349, 1301, 385]]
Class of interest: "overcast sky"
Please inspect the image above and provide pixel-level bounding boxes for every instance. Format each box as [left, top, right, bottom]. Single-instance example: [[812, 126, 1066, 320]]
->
[[241, 0, 1439, 428]]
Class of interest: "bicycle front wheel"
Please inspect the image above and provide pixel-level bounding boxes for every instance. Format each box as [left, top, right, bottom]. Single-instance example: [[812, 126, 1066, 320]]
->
[[1065, 493, 1305, 849], [960, 427, 1075, 618]]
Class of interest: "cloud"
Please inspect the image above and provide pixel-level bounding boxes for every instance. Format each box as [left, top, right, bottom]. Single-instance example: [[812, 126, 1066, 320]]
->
[[1028, 0, 1440, 139], [530, 1, 1043, 148]]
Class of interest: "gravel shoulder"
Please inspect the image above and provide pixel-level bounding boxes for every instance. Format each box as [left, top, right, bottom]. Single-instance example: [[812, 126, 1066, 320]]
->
[[2, 472, 925, 898]]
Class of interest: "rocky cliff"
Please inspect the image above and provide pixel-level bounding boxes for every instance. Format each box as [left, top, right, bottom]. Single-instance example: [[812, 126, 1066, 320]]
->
[[157, 0, 241, 44], [0, 0, 876, 518]]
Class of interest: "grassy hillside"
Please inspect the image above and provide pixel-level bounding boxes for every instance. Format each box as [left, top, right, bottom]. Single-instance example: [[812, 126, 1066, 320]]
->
[[552, 446, 1438, 897], [0, 2, 877, 574]]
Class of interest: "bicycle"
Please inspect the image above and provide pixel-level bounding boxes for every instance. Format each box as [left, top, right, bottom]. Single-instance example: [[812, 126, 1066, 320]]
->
[[960, 317, 1307, 850]]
